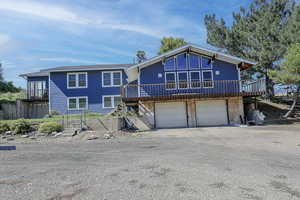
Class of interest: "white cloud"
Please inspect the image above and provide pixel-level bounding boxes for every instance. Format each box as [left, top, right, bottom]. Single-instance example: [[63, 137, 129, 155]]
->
[[0, 1, 90, 25], [39, 57, 101, 64], [0, 34, 12, 46]]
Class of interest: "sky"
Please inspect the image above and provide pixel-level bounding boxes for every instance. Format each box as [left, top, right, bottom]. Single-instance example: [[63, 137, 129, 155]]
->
[[0, 0, 253, 88]]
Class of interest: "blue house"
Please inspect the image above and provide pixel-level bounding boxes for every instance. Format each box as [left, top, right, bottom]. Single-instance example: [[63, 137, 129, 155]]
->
[[20, 44, 265, 128]]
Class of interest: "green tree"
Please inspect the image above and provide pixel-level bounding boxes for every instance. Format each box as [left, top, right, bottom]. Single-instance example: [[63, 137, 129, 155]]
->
[[269, 43, 300, 118], [158, 37, 187, 55], [204, 0, 297, 98], [0, 63, 3, 81]]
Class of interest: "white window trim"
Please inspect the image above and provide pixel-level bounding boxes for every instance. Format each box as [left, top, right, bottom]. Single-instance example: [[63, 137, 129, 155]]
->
[[189, 71, 202, 89], [176, 53, 188, 71], [67, 96, 88, 110], [177, 71, 189, 89], [201, 56, 213, 69], [202, 70, 214, 88], [102, 95, 121, 109], [102, 71, 122, 87], [188, 53, 201, 70], [67, 72, 88, 89], [164, 57, 176, 71], [165, 72, 177, 90]]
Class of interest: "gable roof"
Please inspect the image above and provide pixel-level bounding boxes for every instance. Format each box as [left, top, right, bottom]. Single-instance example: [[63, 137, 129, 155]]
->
[[20, 64, 134, 78], [127, 43, 256, 71]]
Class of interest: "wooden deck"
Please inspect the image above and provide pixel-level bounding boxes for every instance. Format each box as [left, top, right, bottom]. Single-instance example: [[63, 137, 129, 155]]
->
[[121, 79, 266, 103]]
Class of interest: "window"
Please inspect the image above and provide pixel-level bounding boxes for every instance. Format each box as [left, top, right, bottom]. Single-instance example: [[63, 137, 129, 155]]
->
[[28, 81, 47, 98], [202, 70, 213, 88], [177, 72, 188, 89], [102, 71, 122, 87], [177, 53, 188, 70], [189, 54, 200, 69], [165, 72, 176, 90], [190, 71, 201, 88], [164, 57, 175, 71], [67, 73, 87, 88], [202, 57, 212, 69], [103, 96, 122, 108], [68, 97, 88, 110]]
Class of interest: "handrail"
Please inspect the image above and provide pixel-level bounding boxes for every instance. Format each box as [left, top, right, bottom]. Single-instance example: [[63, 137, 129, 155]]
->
[[121, 79, 266, 99]]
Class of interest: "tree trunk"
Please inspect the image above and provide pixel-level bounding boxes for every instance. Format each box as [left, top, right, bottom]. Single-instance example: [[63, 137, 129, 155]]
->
[[265, 72, 275, 100], [284, 86, 300, 118]]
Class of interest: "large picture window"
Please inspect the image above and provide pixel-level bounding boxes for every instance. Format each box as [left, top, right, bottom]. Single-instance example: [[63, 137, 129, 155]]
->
[[202, 57, 212, 69], [177, 53, 188, 70], [103, 96, 122, 108], [177, 72, 188, 89], [164, 57, 175, 71], [67, 72, 87, 89], [189, 54, 200, 69], [102, 71, 122, 87], [68, 97, 88, 110], [165, 72, 176, 90]]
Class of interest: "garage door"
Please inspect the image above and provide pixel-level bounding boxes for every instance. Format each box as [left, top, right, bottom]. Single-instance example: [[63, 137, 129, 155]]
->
[[196, 100, 228, 126], [155, 102, 187, 128]]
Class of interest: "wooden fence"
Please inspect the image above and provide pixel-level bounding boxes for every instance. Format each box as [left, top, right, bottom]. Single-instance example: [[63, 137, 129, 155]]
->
[[0, 100, 49, 120]]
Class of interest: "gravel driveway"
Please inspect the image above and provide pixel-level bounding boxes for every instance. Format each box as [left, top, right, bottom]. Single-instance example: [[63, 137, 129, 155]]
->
[[1, 124, 300, 200]]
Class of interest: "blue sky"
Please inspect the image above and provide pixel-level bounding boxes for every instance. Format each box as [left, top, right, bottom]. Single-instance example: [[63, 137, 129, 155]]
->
[[0, 0, 252, 88]]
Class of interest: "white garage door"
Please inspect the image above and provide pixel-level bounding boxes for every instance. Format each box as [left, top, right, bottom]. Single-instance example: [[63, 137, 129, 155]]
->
[[155, 102, 187, 128], [196, 100, 228, 126]]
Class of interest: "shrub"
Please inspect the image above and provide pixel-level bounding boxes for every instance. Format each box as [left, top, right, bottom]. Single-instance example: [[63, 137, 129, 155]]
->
[[0, 122, 10, 134], [11, 119, 33, 135], [38, 122, 63, 134]]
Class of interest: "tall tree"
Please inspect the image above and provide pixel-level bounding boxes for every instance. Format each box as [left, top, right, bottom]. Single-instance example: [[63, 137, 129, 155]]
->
[[0, 63, 3, 81], [204, 0, 297, 98], [158, 37, 187, 55], [136, 50, 147, 63], [269, 43, 300, 117]]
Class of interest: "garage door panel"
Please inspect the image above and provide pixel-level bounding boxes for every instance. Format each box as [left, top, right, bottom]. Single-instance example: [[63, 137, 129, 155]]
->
[[196, 100, 228, 126], [155, 102, 187, 128]]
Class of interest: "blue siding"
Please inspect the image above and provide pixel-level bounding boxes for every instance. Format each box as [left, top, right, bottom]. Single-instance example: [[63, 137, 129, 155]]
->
[[49, 70, 127, 114], [137, 58, 239, 97], [27, 76, 49, 88]]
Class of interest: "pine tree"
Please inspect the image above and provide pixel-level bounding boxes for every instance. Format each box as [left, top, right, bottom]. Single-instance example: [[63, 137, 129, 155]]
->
[[269, 43, 300, 118], [204, 0, 297, 98], [0, 63, 3, 81], [158, 37, 187, 55]]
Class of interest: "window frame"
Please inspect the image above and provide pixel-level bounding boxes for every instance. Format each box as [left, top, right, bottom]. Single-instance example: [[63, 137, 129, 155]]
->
[[67, 72, 88, 89], [177, 71, 189, 89], [202, 70, 214, 88], [67, 96, 88, 110], [164, 57, 176, 71], [165, 72, 177, 90], [102, 95, 122, 109], [189, 71, 202, 89], [176, 53, 188, 71], [188, 53, 201, 70], [201, 56, 213, 69], [102, 71, 122, 87]]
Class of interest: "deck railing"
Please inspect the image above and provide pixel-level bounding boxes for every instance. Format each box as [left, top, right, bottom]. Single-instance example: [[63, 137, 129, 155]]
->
[[26, 89, 48, 100], [121, 79, 266, 100]]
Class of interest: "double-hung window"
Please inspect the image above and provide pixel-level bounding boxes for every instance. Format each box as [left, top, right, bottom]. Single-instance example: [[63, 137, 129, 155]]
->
[[177, 72, 188, 89], [67, 72, 87, 88], [165, 72, 176, 90], [102, 71, 122, 87], [202, 70, 213, 88], [68, 97, 88, 110], [190, 71, 201, 88], [103, 96, 122, 108]]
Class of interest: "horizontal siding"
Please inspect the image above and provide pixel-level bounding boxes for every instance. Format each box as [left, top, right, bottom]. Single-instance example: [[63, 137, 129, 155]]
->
[[49, 70, 127, 114]]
